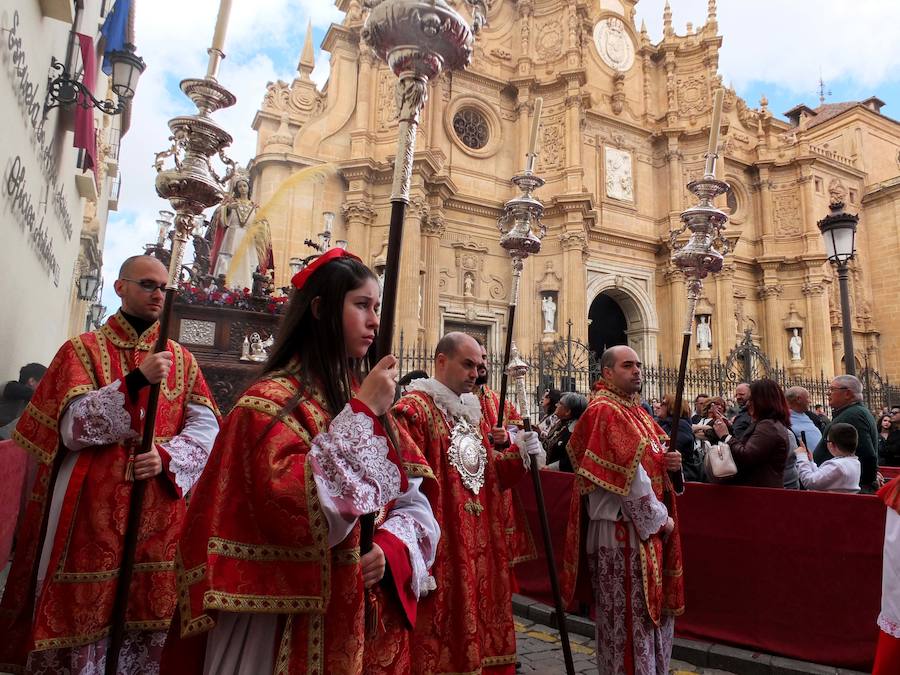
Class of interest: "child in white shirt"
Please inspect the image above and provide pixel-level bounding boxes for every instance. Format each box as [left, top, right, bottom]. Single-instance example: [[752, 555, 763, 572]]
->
[[795, 422, 861, 493]]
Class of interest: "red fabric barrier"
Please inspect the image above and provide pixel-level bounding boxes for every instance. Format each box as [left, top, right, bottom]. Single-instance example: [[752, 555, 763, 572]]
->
[[882, 466, 900, 480], [515, 471, 885, 671]]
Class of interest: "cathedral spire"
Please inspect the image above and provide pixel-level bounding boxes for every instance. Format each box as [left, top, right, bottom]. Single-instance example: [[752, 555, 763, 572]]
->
[[663, 0, 673, 37], [707, 0, 717, 22], [298, 20, 315, 82]]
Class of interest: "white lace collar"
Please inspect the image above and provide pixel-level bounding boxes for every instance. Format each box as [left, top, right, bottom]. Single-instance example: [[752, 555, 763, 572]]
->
[[406, 378, 482, 424]]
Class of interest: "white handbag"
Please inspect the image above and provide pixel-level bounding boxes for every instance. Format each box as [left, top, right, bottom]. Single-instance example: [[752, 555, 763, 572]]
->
[[704, 440, 737, 479]]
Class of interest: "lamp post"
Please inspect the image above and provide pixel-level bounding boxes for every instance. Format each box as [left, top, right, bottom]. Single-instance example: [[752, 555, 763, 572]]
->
[[45, 43, 145, 116], [77, 267, 100, 301], [818, 199, 859, 376]]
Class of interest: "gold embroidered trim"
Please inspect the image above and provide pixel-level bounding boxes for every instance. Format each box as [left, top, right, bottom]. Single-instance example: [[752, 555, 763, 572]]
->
[[70, 335, 99, 389], [403, 461, 435, 480], [464, 500, 484, 516], [306, 454, 330, 601], [54, 560, 174, 582], [23, 401, 57, 431], [207, 537, 321, 563], [14, 431, 53, 465], [333, 547, 361, 565], [235, 396, 311, 445], [96, 331, 113, 385], [307, 613, 324, 674], [482, 653, 518, 666], [34, 627, 108, 651], [161, 345, 186, 401], [203, 590, 324, 614], [101, 313, 140, 348], [188, 393, 217, 413], [274, 614, 293, 675], [182, 562, 207, 586]]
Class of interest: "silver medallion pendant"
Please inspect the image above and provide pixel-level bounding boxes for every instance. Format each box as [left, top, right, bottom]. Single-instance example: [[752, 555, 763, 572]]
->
[[448, 416, 486, 495]]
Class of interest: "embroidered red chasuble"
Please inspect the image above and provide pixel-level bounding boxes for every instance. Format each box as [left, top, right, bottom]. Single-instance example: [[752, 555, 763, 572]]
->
[[476, 386, 537, 572], [561, 380, 685, 624], [164, 372, 433, 674], [0, 312, 218, 669], [393, 388, 528, 674]]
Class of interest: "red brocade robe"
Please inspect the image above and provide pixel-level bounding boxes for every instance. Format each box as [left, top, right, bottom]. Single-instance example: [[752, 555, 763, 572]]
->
[[561, 381, 685, 626], [393, 380, 530, 674], [0, 312, 219, 671], [476, 386, 537, 574], [162, 373, 438, 674]]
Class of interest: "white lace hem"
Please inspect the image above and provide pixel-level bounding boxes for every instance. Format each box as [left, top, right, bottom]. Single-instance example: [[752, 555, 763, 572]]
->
[[68, 381, 137, 448], [879, 613, 900, 638], [310, 404, 402, 517], [161, 434, 210, 494], [381, 512, 436, 598], [622, 493, 668, 541]]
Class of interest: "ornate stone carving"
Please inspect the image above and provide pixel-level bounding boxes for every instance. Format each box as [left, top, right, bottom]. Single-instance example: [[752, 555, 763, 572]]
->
[[179, 319, 216, 347], [592, 16, 635, 72], [773, 191, 802, 237], [828, 178, 847, 206], [676, 75, 708, 118], [376, 69, 399, 131], [535, 19, 563, 60], [341, 201, 377, 226], [422, 213, 446, 237], [559, 231, 586, 251], [757, 283, 783, 300], [682, 165, 705, 207], [487, 274, 505, 300], [541, 119, 566, 171], [605, 146, 634, 202]]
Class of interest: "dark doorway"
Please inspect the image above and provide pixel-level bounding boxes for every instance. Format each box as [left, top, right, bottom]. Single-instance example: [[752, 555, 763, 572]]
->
[[589, 293, 628, 360]]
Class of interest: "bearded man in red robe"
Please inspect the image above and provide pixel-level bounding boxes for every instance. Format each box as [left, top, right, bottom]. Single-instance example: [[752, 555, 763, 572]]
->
[[562, 345, 684, 675], [0, 255, 220, 674], [393, 332, 543, 674]]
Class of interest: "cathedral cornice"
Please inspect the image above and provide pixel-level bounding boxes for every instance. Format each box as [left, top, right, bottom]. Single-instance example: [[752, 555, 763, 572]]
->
[[587, 230, 660, 255], [445, 195, 504, 220]]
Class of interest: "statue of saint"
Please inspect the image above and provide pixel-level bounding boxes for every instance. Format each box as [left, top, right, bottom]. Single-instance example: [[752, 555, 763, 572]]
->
[[208, 172, 272, 291], [696, 315, 712, 351], [464, 273, 475, 297], [542, 295, 557, 333], [789, 328, 802, 361]]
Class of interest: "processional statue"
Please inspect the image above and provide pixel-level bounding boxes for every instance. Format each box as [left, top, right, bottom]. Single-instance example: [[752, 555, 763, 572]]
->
[[208, 168, 272, 290]]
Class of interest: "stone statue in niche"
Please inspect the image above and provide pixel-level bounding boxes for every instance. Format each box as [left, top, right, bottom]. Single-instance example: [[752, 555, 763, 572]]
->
[[605, 147, 634, 202], [542, 295, 557, 333], [696, 315, 712, 351], [464, 272, 475, 296], [789, 328, 802, 361]]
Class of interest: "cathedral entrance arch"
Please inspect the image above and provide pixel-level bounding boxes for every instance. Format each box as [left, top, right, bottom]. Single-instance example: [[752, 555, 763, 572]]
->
[[585, 266, 659, 365]]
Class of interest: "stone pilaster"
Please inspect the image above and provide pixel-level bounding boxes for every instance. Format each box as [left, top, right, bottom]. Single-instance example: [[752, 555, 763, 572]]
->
[[559, 231, 588, 344], [421, 212, 445, 346]]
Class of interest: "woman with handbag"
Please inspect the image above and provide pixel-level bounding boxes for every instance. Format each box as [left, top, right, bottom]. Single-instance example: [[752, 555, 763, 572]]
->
[[711, 379, 791, 489]]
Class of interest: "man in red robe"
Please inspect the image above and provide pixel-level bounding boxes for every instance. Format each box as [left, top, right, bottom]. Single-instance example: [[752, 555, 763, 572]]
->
[[393, 332, 543, 674], [473, 342, 536, 578], [562, 345, 684, 675], [0, 255, 220, 673]]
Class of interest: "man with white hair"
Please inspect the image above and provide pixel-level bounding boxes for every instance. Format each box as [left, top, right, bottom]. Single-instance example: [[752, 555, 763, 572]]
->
[[813, 375, 879, 492], [785, 386, 823, 450]]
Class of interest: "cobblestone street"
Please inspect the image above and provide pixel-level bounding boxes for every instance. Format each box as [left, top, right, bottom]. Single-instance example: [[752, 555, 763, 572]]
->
[[514, 618, 738, 675]]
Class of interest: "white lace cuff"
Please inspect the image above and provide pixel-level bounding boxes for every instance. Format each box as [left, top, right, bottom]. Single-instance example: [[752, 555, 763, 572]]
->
[[381, 512, 436, 598], [310, 404, 402, 518], [622, 493, 669, 541], [65, 381, 137, 449], [161, 435, 210, 494], [879, 613, 900, 638]]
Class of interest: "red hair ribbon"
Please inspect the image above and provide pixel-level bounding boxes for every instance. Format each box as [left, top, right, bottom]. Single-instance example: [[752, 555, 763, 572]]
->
[[290, 247, 362, 290]]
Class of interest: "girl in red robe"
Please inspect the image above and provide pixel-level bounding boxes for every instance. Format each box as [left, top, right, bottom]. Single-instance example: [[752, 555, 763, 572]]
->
[[161, 249, 439, 674]]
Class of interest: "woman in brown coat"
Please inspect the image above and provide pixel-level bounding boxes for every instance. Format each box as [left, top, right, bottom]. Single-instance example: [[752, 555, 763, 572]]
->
[[712, 379, 792, 488]]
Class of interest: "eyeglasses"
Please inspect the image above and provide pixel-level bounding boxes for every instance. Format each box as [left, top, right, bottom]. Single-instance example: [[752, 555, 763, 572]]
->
[[121, 278, 167, 293], [828, 386, 849, 392]]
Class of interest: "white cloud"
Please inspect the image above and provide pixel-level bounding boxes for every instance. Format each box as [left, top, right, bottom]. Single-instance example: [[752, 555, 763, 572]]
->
[[634, 0, 900, 91], [102, 0, 343, 310]]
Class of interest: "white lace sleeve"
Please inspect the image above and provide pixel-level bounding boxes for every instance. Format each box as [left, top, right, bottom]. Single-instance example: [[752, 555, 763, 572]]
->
[[159, 402, 219, 494], [380, 477, 440, 598], [309, 403, 402, 523], [60, 381, 137, 451], [620, 464, 669, 541]]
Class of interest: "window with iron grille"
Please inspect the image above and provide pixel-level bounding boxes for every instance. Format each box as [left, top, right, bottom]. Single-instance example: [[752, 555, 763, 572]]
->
[[452, 108, 489, 150]]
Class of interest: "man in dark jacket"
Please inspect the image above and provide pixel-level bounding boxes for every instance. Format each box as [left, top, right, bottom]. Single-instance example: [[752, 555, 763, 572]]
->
[[0, 363, 46, 434], [730, 382, 752, 441], [813, 374, 879, 492]]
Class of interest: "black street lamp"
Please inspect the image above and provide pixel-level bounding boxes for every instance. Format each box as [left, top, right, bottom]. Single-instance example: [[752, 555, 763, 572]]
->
[[818, 200, 859, 376], [77, 268, 101, 301], [46, 43, 145, 116]]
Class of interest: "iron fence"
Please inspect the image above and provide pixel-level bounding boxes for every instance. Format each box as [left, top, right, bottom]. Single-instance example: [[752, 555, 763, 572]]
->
[[394, 332, 900, 418]]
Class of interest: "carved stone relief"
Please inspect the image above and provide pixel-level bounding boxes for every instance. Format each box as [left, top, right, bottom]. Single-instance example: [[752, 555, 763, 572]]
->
[[592, 16, 635, 72], [773, 191, 802, 237], [605, 146, 634, 202], [676, 75, 708, 118], [376, 69, 399, 131], [536, 19, 563, 60], [541, 119, 566, 171]]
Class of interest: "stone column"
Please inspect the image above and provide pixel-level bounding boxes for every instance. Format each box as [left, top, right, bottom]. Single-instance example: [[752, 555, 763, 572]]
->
[[421, 212, 445, 346], [758, 280, 783, 363], [715, 263, 736, 358], [757, 167, 775, 247], [559, 231, 588, 343], [341, 200, 376, 259], [664, 265, 687, 365], [666, 140, 683, 215], [396, 196, 427, 348], [350, 41, 374, 159], [803, 276, 833, 378], [565, 87, 583, 193]]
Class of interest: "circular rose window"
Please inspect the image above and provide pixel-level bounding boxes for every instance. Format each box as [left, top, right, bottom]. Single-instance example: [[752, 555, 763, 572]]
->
[[452, 108, 489, 150]]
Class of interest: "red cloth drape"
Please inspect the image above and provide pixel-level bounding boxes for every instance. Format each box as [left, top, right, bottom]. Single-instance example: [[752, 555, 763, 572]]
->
[[73, 33, 97, 178], [515, 472, 883, 672], [0, 439, 32, 565]]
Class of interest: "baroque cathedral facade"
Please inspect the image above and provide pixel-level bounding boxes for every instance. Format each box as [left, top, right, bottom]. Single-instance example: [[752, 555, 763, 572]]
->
[[247, 0, 900, 380]]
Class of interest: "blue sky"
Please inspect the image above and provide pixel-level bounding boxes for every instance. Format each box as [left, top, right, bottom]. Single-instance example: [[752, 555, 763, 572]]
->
[[100, 0, 900, 311]]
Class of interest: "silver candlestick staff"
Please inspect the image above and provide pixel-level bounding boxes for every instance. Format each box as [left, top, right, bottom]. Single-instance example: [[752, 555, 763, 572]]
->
[[666, 88, 731, 492], [495, 99, 575, 675], [106, 3, 237, 672]]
